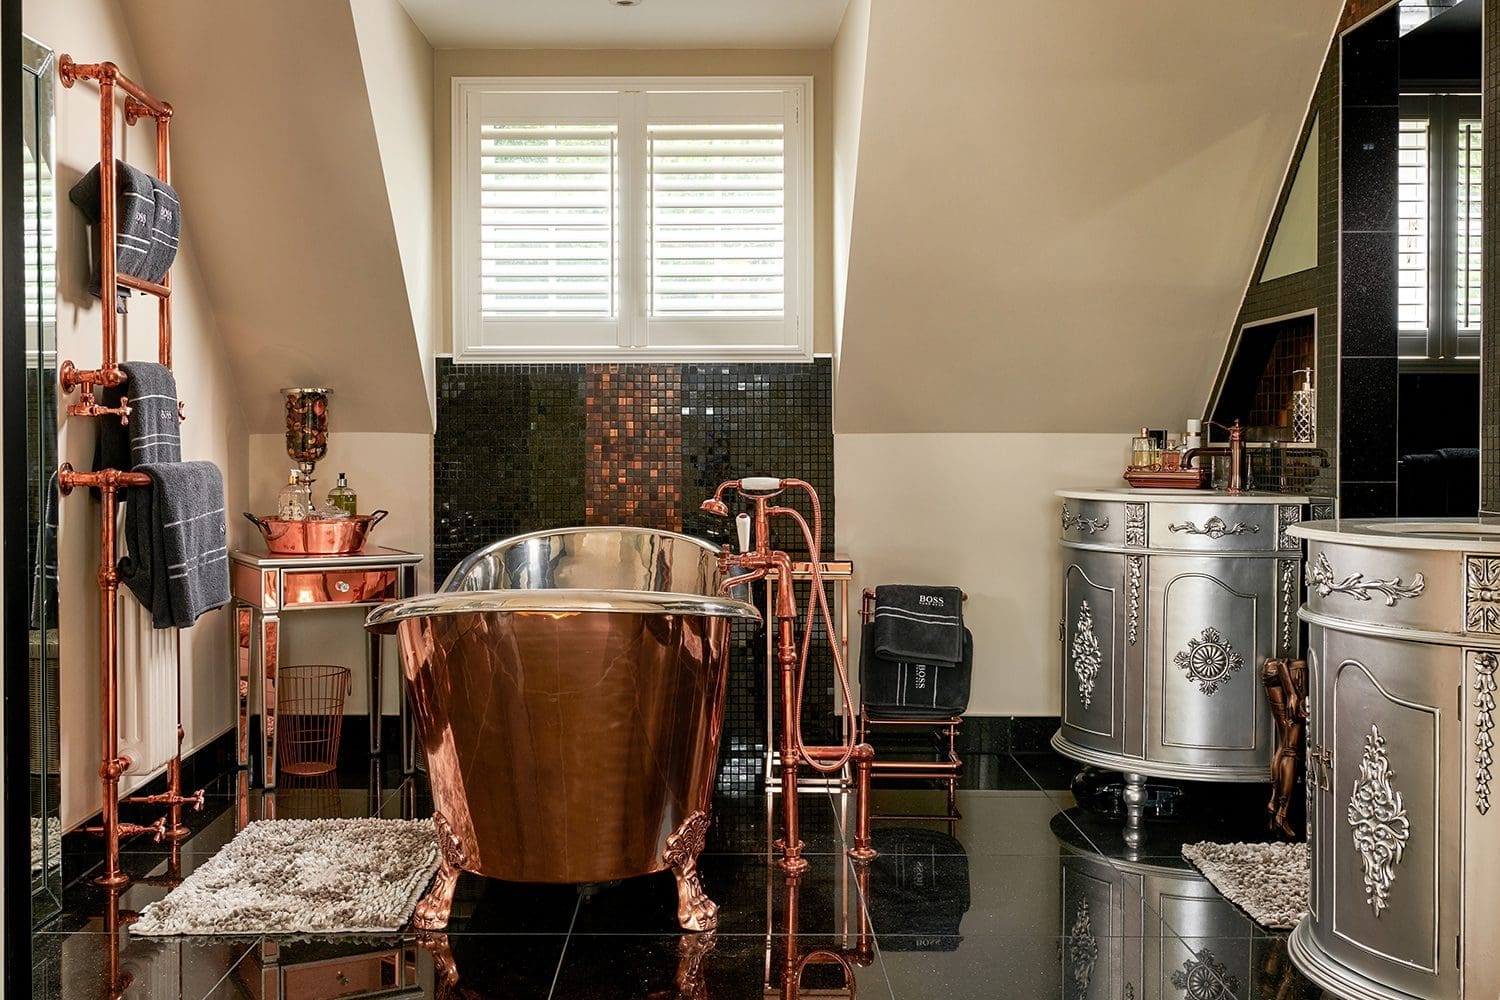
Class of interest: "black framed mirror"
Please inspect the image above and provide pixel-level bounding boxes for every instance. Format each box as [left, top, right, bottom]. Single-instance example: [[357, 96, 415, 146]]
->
[[20, 32, 61, 924]]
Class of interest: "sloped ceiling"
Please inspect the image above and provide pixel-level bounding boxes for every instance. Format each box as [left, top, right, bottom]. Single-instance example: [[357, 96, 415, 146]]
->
[[117, 0, 433, 433], [835, 0, 1343, 433]]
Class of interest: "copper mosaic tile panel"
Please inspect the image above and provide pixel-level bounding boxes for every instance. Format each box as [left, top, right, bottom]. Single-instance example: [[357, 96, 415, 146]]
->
[[584, 366, 682, 531]]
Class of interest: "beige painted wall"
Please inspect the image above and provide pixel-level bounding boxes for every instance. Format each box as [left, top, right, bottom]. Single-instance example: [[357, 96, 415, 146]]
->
[[116, 0, 433, 435], [834, 0, 1343, 434], [433, 47, 835, 355], [831, 0, 869, 374], [247, 433, 433, 717], [836, 432, 1129, 717], [26, 0, 251, 828], [352, 0, 439, 418]]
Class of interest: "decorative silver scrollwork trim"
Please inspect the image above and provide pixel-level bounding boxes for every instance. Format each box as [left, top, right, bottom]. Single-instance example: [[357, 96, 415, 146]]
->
[[1348, 724, 1410, 916], [1170, 948, 1239, 999], [1067, 897, 1097, 995], [1072, 600, 1102, 710], [1279, 559, 1296, 656], [1278, 504, 1302, 551], [1062, 503, 1109, 536], [1310, 552, 1425, 607], [1127, 556, 1143, 646], [1125, 503, 1147, 547], [1168, 516, 1260, 539], [1466, 557, 1500, 634], [1174, 626, 1244, 696], [1311, 503, 1334, 521], [1476, 652, 1496, 816]]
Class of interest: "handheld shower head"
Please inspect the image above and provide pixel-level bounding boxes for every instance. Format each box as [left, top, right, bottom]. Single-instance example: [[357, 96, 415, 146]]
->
[[699, 498, 729, 517]]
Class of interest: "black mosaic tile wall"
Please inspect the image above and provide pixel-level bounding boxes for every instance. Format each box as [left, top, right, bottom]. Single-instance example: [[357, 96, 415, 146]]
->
[[1339, 7, 1401, 517], [434, 357, 836, 790]]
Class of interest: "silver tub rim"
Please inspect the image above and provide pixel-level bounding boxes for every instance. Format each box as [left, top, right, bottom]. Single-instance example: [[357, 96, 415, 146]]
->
[[366, 587, 760, 630]]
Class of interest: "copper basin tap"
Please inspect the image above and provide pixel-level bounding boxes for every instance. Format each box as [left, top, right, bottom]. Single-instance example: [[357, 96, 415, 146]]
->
[[1183, 418, 1247, 494]]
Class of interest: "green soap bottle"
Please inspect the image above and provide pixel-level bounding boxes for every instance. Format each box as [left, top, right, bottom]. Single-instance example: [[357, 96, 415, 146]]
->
[[326, 472, 358, 516]]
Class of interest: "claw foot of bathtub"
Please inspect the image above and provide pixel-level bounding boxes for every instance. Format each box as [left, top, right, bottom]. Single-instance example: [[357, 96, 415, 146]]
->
[[674, 931, 716, 997], [415, 811, 468, 931], [663, 811, 717, 933]]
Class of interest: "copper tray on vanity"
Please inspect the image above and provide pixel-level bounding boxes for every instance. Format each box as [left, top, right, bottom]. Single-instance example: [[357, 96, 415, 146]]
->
[[1123, 468, 1210, 489]]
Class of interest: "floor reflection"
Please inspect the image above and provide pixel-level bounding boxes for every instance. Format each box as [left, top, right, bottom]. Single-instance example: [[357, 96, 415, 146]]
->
[[31, 749, 1334, 999]]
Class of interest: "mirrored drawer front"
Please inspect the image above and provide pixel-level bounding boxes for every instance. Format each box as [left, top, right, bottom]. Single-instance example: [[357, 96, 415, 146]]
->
[[1147, 503, 1282, 553], [282, 569, 399, 607], [1303, 542, 1460, 634], [1060, 500, 1124, 546]]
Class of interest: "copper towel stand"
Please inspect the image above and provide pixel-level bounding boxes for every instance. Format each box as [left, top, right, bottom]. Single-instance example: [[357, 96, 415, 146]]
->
[[56, 55, 203, 889], [857, 588, 966, 824]]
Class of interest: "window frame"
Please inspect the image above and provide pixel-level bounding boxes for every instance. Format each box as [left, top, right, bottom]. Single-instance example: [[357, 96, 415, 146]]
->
[[1398, 92, 1481, 367], [452, 76, 814, 364]]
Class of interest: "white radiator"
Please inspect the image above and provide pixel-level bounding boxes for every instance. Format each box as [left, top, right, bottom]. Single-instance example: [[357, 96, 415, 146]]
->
[[117, 597, 179, 794]]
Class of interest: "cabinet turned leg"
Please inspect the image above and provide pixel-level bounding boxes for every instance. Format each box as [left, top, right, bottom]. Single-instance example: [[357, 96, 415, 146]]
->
[[414, 811, 466, 931], [664, 811, 717, 932], [1122, 772, 1148, 849]]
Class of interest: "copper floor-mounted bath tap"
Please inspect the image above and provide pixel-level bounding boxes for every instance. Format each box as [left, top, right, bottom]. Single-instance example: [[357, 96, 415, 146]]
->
[[700, 477, 877, 871]]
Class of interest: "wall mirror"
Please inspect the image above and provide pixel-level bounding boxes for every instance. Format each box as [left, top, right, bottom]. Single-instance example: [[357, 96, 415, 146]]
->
[[22, 32, 61, 924], [1336, 0, 1482, 517]]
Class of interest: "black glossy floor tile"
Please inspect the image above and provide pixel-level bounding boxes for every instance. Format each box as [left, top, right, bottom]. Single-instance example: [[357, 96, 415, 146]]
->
[[31, 929, 260, 1000], [34, 747, 1338, 999], [422, 933, 570, 999], [550, 932, 893, 1000]]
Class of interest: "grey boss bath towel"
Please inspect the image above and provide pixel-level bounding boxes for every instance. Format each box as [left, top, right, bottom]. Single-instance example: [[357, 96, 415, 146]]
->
[[68, 160, 181, 312], [96, 362, 229, 628], [98, 360, 182, 470], [120, 461, 230, 629], [870, 584, 966, 666]]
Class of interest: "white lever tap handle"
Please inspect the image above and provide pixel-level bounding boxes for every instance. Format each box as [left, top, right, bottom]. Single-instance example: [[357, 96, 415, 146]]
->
[[736, 513, 752, 553], [740, 476, 782, 492]]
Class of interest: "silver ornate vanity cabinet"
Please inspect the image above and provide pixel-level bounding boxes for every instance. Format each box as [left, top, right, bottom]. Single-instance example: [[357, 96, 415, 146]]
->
[[1053, 489, 1313, 835], [1285, 519, 1500, 1000]]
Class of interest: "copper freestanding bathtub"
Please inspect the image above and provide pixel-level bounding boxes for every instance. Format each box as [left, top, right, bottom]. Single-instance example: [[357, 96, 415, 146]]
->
[[365, 527, 759, 932]]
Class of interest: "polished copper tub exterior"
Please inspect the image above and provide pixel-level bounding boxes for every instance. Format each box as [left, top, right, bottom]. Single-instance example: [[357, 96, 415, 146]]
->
[[244, 510, 387, 556], [366, 527, 759, 931]]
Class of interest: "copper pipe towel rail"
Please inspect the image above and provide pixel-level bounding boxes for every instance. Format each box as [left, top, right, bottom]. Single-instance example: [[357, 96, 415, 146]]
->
[[56, 55, 200, 889]]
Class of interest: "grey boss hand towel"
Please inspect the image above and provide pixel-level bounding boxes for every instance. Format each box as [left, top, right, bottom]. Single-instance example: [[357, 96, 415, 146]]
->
[[871, 584, 965, 666], [97, 361, 182, 470], [68, 160, 181, 312], [119, 461, 229, 629]]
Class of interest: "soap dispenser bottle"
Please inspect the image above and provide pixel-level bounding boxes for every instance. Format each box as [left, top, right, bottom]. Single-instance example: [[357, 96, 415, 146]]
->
[[277, 469, 310, 520], [327, 472, 357, 516]]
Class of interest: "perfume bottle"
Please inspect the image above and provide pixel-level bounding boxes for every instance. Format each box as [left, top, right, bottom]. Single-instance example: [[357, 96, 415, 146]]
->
[[277, 469, 310, 520], [1292, 368, 1315, 443], [327, 472, 357, 516], [1131, 427, 1155, 469]]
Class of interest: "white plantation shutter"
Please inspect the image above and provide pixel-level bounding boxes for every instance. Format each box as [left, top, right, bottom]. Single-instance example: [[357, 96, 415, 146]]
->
[[479, 123, 617, 318], [648, 124, 786, 317], [455, 79, 810, 361]]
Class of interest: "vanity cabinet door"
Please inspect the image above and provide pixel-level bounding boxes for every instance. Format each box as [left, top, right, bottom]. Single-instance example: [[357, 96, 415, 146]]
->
[[1316, 630, 1461, 1000], [1061, 551, 1125, 755], [1145, 555, 1273, 776]]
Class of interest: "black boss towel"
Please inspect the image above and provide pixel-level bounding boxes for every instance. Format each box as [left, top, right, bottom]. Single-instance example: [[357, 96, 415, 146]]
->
[[871, 584, 965, 665]]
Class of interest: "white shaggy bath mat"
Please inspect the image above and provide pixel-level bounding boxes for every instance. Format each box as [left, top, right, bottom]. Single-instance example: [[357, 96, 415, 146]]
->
[[1182, 841, 1309, 931], [133, 818, 440, 936]]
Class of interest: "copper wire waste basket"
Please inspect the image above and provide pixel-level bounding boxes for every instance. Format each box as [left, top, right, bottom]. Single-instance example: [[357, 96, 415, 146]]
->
[[277, 665, 351, 777]]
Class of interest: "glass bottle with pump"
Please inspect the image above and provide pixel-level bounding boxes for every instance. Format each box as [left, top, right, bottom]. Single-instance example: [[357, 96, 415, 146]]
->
[[327, 472, 357, 516], [277, 469, 310, 520]]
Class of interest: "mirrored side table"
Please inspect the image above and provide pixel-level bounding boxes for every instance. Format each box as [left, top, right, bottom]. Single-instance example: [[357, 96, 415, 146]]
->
[[230, 545, 423, 788]]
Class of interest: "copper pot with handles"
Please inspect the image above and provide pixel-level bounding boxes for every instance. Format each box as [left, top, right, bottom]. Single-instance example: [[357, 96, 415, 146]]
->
[[244, 510, 388, 556]]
